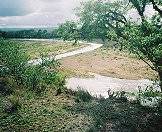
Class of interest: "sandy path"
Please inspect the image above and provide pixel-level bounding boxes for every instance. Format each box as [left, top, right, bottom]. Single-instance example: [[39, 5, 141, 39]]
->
[[25, 39, 158, 97], [28, 41, 103, 65], [66, 73, 157, 98]]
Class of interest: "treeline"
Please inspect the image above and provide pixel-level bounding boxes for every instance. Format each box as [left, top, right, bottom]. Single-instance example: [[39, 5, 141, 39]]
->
[[0, 29, 59, 39]]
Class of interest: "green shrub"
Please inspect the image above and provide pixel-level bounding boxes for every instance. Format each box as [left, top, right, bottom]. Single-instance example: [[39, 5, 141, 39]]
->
[[0, 39, 30, 89], [75, 89, 93, 103], [136, 85, 162, 107], [107, 89, 128, 102], [0, 79, 13, 96], [2, 95, 20, 113], [0, 39, 65, 93], [138, 85, 161, 98]]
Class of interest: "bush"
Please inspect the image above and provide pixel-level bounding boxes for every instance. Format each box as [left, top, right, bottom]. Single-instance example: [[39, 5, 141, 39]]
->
[[0, 39, 65, 94], [75, 89, 93, 103], [137, 85, 162, 107], [107, 89, 128, 102], [0, 39, 28, 82], [2, 95, 20, 113], [138, 85, 161, 98], [0, 79, 13, 96]]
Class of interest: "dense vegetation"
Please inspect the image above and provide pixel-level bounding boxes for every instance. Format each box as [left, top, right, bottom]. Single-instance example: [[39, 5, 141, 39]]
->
[[1, 0, 162, 131], [0, 29, 59, 39], [0, 38, 65, 101], [57, 21, 80, 45]]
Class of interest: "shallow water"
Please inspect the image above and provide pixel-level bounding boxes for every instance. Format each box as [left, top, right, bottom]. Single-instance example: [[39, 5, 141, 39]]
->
[[66, 73, 157, 98]]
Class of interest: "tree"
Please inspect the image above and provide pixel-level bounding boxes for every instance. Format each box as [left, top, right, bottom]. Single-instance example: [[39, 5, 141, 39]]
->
[[125, 0, 162, 89], [129, 0, 148, 21], [128, 0, 162, 18], [120, 1, 162, 89], [124, 19, 162, 88], [57, 21, 80, 45], [76, 1, 108, 42], [77, 0, 162, 90], [76, 0, 127, 43]]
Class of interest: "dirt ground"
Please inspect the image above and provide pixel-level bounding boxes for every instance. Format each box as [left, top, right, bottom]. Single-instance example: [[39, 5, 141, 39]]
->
[[60, 48, 158, 80]]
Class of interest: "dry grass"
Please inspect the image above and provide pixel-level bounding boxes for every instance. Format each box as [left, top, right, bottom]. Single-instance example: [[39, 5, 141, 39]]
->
[[18, 40, 86, 59], [60, 48, 158, 80]]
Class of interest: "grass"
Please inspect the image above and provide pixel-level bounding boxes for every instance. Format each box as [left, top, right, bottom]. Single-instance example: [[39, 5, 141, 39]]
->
[[0, 88, 93, 131], [69, 97, 162, 132], [1, 40, 161, 131], [1, 85, 162, 131], [16, 40, 86, 59], [60, 48, 158, 80]]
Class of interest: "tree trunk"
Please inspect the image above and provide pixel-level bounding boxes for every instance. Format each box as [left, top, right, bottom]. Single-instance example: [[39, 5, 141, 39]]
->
[[158, 70, 162, 91]]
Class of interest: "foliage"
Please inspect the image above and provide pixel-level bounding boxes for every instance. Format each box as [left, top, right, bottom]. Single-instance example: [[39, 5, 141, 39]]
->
[[138, 85, 161, 98], [124, 19, 162, 68], [57, 21, 80, 45], [70, 97, 162, 131], [0, 39, 65, 93], [75, 89, 93, 102], [0, 39, 29, 84], [149, 0, 162, 16], [76, 0, 127, 42], [129, 0, 148, 19], [136, 84, 162, 107], [0, 29, 58, 39], [123, 17, 162, 88], [107, 89, 128, 102]]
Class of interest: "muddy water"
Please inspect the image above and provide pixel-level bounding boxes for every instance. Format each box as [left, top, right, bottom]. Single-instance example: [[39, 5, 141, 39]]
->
[[66, 73, 155, 98]]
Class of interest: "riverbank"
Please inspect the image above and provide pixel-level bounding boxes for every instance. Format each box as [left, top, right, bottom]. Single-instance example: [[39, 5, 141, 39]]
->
[[60, 48, 157, 80]]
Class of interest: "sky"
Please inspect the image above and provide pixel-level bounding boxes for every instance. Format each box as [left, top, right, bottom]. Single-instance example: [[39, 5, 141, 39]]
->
[[0, 0, 156, 28], [0, 0, 85, 28]]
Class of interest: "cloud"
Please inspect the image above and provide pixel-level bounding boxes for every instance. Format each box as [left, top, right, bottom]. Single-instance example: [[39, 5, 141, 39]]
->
[[0, 0, 38, 16], [0, 0, 157, 27], [0, 0, 86, 27]]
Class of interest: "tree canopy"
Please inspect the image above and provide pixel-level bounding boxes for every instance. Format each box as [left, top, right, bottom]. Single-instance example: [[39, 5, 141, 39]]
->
[[75, 0, 127, 42], [57, 21, 80, 45], [73, 0, 162, 89]]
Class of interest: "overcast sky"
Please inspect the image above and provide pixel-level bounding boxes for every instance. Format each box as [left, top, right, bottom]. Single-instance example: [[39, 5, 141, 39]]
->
[[0, 0, 86, 28], [0, 0, 156, 28]]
